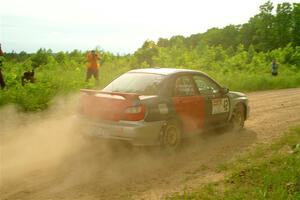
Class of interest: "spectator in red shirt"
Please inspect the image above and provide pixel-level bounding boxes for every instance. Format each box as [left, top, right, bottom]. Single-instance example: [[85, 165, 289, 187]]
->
[[86, 50, 101, 85]]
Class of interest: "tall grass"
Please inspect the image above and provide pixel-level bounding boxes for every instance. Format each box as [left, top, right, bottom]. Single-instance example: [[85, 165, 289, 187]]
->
[[211, 70, 300, 92]]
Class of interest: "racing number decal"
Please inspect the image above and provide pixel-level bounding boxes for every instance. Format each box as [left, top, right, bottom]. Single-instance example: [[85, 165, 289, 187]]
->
[[212, 98, 229, 114]]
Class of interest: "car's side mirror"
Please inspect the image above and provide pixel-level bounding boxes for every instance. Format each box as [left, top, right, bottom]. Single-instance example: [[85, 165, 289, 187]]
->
[[220, 87, 229, 94]]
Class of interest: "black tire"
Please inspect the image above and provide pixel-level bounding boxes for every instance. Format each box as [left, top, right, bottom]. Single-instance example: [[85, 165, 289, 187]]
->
[[230, 103, 245, 131], [160, 121, 182, 152]]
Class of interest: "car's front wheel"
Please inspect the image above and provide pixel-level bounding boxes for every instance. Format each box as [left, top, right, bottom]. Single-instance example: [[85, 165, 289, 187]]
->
[[230, 103, 245, 131]]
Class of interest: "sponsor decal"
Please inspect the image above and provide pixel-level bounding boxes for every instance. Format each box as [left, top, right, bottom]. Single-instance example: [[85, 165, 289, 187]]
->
[[212, 98, 229, 114], [158, 104, 168, 114]]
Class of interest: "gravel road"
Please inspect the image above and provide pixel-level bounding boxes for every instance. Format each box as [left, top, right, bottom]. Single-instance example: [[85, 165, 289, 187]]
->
[[1, 88, 299, 200]]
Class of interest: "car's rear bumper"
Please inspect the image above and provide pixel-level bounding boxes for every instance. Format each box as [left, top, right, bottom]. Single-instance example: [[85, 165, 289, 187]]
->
[[77, 116, 164, 146]]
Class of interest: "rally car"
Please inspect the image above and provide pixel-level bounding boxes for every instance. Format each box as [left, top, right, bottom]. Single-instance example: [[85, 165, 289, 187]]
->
[[79, 68, 249, 150]]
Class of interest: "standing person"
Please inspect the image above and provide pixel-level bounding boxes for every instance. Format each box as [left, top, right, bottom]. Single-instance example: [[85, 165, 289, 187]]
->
[[86, 50, 101, 85], [0, 44, 5, 89], [271, 59, 279, 76]]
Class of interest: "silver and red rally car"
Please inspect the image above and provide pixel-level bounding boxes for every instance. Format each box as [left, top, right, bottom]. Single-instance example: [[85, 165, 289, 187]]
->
[[79, 68, 249, 150]]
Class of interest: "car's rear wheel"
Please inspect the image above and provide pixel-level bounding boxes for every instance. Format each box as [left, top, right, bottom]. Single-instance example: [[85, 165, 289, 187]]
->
[[161, 121, 182, 152], [230, 103, 245, 131]]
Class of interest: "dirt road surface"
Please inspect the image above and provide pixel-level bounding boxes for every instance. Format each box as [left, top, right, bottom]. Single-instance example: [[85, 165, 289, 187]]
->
[[0, 88, 300, 200]]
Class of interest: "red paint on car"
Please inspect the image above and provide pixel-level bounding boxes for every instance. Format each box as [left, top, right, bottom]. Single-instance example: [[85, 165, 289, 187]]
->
[[172, 96, 205, 132], [80, 90, 146, 121]]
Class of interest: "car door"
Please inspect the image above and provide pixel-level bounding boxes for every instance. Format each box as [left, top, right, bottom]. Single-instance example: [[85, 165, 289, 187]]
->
[[172, 75, 205, 133], [192, 75, 230, 128]]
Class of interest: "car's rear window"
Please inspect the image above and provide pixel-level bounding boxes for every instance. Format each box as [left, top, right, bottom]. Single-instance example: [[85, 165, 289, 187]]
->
[[103, 72, 165, 95]]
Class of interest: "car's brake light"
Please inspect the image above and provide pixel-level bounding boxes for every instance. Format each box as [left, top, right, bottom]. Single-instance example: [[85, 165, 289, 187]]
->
[[122, 105, 146, 121], [124, 106, 143, 114]]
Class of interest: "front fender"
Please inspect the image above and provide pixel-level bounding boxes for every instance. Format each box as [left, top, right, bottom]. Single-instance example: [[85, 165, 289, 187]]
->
[[228, 93, 250, 121]]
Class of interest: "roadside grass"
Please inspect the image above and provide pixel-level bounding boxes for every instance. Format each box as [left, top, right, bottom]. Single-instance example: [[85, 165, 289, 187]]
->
[[210, 70, 300, 92], [167, 125, 300, 200]]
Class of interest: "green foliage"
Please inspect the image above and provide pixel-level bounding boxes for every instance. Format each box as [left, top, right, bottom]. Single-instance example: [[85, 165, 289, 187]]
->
[[1, 43, 299, 111], [134, 40, 159, 67], [292, 3, 300, 46], [0, 50, 130, 111], [30, 48, 51, 69]]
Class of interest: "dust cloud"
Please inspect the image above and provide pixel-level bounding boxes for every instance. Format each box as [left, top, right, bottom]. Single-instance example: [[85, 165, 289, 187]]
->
[[0, 93, 257, 200], [0, 94, 171, 199], [0, 94, 91, 185]]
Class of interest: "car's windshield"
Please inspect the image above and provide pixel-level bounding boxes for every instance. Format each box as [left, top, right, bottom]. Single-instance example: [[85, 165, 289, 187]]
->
[[103, 72, 165, 95]]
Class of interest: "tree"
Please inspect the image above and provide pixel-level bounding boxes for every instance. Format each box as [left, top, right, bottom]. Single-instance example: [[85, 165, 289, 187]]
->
[[55, 51, 67, 64], [253, 1, 276, 51], [169, 35, 185, 48], [220, 25, 240, 48], [134, 40, 159, 67], [274, 3, 293, 48], [31, 48, 50, 68], [292, 3, 300, 46], [157, 38, 170, 47]]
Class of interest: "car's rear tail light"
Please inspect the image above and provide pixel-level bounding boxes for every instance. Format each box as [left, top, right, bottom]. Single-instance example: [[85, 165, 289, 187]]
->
[[122, 105, 146, 121], [124, 106, 143, 114]]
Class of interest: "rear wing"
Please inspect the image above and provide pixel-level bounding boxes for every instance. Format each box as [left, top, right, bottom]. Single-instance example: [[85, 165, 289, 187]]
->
[[80, 89, 140, 101]]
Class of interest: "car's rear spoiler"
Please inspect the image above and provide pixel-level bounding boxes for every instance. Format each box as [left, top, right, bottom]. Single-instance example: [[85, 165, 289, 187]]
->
[[80, 89, 140, 101]]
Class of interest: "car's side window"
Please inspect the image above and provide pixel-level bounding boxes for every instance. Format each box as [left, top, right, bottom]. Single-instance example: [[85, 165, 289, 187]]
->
[[193, 75, 220, 94], [173, 76, 196, 96]]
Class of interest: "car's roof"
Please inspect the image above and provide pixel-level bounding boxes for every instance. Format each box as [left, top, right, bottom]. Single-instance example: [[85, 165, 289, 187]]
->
[[128, 67, 205, 76]]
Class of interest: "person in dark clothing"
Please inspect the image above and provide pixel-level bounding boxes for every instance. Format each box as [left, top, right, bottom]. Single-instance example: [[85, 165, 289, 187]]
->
[[0, 44, 5, 89], [0, 67, 5, 89], [271, 59, 279, 76], [21, 69, 35, 86]]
